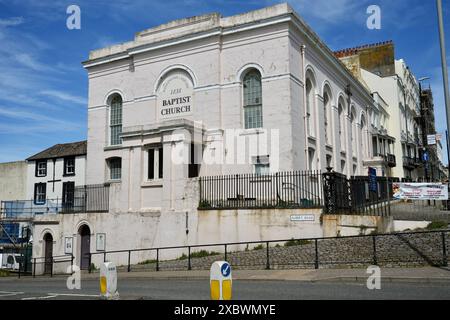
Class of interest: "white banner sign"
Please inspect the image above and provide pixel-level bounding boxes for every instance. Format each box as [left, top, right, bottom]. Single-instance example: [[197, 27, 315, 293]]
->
[[393, 183, 448, 200], [427, 134, 436, 145]]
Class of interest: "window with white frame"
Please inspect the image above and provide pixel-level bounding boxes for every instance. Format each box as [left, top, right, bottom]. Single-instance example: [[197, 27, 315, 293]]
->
[[148, 147, 163, 180], [64, 157, 75, 176], [35, 160, 47, 177], [110, 95, 122, 146], [243, 69, 263, 129], [34, 183, 46, 205], [108, 158, 121, 180]]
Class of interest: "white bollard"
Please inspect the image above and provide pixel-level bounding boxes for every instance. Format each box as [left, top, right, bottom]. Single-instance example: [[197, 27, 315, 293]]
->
[[100, 262, 119, 299], [210, 261, 232, 300]]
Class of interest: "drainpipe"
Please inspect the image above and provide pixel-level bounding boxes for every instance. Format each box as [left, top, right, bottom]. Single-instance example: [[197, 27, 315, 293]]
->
[[301, 45, 309, 169]]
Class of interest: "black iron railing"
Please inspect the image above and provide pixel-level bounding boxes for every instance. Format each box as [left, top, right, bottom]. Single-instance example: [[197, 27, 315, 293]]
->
[[85, 229, 449, 274], [22, 229, 450, 277], [1, 184, 110, 218], [323, 171, 399, 216], [199, 170, 322, 210]]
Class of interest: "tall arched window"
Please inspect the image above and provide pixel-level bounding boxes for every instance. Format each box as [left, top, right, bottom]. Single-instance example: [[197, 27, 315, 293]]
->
[[109, 94, 123, 146], [360, 115, 367, 158], [306, 79, 313, 136], [243, 69, 263, 129], [350, 107, 357, 156], [323, 85, 332, 145], [338, 97, 346, 151]]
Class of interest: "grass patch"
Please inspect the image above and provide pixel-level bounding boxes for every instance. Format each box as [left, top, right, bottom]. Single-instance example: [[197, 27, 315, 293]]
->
[[426, 221, 448, 230], [253, 244, 264, 251], [178, 250, 221, 260], [138, 259, 157, 265], [0, 269, 10, 277], [284, 239, 311, 247]]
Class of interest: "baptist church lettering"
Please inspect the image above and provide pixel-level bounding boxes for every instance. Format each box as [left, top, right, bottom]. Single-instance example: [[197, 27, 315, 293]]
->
[[158, 73, 194, 119], [161, 96, 191, 116]]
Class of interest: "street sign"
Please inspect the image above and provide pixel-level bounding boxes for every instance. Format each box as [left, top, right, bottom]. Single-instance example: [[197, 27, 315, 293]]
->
[[436, 133, 443, 141], [427, 134, 437, 145], [423, 151, 429, 162], [368, 167, 377, 192]]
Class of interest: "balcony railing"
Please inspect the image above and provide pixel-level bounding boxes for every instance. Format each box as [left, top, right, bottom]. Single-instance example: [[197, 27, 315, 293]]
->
[[387, 154, 396, 167], [403, 156, 421, 169], [0, 184, 110, 219], [199, 170, 323, 210]]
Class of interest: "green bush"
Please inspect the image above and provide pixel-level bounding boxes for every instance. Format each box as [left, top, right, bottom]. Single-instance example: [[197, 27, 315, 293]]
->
[[253, 244, 264, 251], [426, 221, 448, 230], [284, 239, 311, 247], [198, 200, 212, 209]]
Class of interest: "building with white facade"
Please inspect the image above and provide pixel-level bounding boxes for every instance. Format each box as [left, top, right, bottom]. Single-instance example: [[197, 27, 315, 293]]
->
[[336, 42, 423, 180], [26, 141, 87, 206], [29, 4, 394, 272]]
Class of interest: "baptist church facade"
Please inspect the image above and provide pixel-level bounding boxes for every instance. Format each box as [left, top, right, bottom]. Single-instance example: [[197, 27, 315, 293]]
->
[[31, 4, 377, 271], [84, 3, 372, 207]]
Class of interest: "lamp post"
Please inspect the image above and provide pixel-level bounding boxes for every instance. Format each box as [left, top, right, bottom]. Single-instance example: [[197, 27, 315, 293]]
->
[[437, 0, 450, 169]]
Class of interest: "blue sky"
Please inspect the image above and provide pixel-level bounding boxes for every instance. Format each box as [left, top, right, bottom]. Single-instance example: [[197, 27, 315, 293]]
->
[[0, 0, 449, 164]]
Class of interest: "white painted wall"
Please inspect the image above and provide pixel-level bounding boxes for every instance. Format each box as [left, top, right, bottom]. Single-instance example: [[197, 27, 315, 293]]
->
[[26, 155, 86, 200]]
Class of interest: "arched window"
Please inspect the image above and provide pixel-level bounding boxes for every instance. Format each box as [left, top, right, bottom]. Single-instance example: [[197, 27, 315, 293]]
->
[[338, 97, 346, 151], [323, 85, 332, 145], [243, 69, 263, 129], [350, 107, 357, 156], [360, 115, 368, 158], [306, 79, 314, 136], [109, 94, 123, 146]]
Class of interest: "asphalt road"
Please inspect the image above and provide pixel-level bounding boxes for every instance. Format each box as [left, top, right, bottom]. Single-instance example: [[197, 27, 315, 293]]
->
[[0, 277, 449, 300]]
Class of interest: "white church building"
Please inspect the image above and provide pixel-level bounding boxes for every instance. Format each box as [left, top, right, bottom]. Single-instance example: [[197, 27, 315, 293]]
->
[[31, 3, 382, 272]]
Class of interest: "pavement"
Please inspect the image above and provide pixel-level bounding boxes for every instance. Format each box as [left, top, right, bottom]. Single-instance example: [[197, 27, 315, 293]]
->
[[0, 267, 449, 300], [2, 266, 450, 283]]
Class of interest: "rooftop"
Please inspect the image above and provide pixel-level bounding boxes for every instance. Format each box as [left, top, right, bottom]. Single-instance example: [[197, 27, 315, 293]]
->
[[334, 40, 393, 58], [27, 140, 87, 161]]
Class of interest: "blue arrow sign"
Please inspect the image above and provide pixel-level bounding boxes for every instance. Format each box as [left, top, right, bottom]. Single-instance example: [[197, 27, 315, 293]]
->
[[221, 263, 231, 277], [423, 151, 429, 162]]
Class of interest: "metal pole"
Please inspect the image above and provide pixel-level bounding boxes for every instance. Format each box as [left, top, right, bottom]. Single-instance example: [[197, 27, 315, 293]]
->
[[266, 242, 270, 270], [442, 232, 448, 267], [314, 239, 319, 269], [224, 244, 227, 262], [156, 249, 159, 272], [127, 251, 131, 272], [372, 235, 378, 265], [188, 246, 191, 271], [437, 0, 450, 168], [33, 258, 36, 278]]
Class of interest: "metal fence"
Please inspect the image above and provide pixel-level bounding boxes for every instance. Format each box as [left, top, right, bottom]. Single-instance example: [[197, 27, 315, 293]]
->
[[13, 229, 449, 277], [199, 170, 323, 210], [323, 171, 398, 216], [0, 184, 110, 218], [81, 229, 449, 274]]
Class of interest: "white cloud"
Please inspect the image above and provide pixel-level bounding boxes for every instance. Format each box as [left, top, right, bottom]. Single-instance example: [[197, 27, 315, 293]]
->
[[0, 17, 24, 27], [40, 90, 87, 105]]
